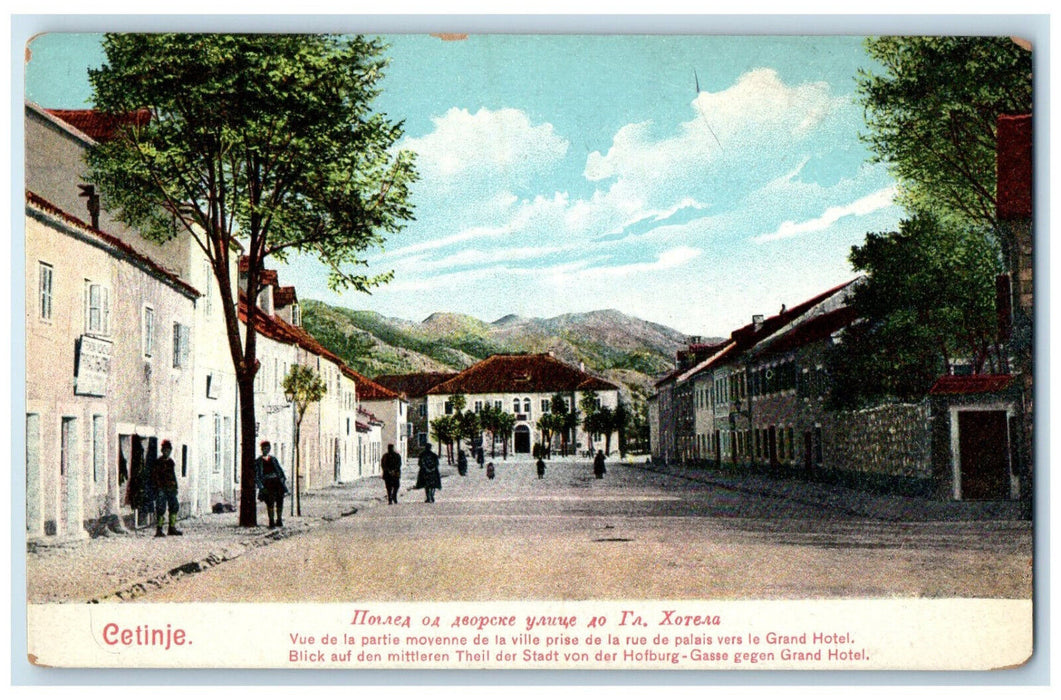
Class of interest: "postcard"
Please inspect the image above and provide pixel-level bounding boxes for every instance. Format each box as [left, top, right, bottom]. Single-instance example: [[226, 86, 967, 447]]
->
[[21, 26, 1036, 672]]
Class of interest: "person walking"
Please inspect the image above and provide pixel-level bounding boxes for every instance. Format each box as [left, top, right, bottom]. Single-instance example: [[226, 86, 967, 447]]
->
[[152, 440, 181, 537], [536, 457, 546, 479], [593, 449, 607, 479], [457, 448, 468, 476], [476, 447, 485, 469], [415, 444, 442, 503], [486, 462, 495, 480], [381, 444, 402, 504], [255, 441, 289, 528]]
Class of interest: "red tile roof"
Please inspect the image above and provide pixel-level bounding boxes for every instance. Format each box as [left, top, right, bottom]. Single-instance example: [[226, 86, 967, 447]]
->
[[341, 366, 400, 401], [997, 114, 1032, 220], [374, 372, 458, 398], [753, 305, 859, 358], [44, 108, 151, 143], [730, 279, 857, 351], [238, 295, 345, 368], [274, 286, 297, 308], [929, 374, 1014, 395], [27, 191, 200, 299], [427, 354, 618, 395]]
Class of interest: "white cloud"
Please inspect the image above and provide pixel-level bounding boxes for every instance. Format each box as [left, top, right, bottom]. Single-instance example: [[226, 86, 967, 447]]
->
[[403, 107, 569, 180], [583, 68, 842, 192], [752, 186, 899, 243]]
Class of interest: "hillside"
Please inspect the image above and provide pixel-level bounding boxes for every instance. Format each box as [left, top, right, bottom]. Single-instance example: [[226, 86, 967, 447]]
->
[[300, 300, 704, 407]]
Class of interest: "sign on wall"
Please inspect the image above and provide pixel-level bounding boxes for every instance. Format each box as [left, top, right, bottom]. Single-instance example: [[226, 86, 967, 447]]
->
[[74, 335, 112, 397]]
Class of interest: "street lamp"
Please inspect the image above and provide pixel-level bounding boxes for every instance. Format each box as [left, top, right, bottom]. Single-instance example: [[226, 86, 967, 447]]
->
[[283, 385, 300, 517]]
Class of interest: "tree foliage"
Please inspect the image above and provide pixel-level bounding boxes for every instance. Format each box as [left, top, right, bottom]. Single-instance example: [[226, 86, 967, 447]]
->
[[827, 213, 1005, 408], [857, 36, 1032, 230], [86, 34, 417, 525]]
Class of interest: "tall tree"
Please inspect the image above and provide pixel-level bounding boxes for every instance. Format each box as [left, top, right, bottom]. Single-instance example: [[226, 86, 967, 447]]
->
[[827, 213, 1005, 409], [479, 403, 501, 457], [87, 34, 417, 526], [496, 412, 515, 460], [429, 416, 457, 464], [281, 364, 326, 516], [857, 36, 1032, 230]]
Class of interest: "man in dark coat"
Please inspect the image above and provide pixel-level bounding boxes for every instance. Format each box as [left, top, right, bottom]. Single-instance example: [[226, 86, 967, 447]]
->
[[381, 444, 402, 504], [152, 440, 181, 537], [457, 449, 468, 476], [593, 450, 607, 479], [415, 444, 442, 503], [255, 441, 289, 527]]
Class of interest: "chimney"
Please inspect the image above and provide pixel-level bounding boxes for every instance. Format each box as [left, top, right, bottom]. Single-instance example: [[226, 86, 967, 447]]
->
[[78, 184, 100, 229], [752, 314, 764, 330]]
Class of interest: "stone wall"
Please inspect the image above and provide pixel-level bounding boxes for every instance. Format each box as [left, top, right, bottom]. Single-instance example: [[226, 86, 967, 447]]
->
[[825, 402, 933, 495]]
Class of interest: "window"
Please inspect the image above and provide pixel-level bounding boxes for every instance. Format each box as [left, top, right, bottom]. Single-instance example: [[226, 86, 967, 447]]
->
[[38, 263, 53, 321], [213, 415, 222, 474], [444, 401, 453, 415], [85, 281, 110, 335], [541, 399, 550, 413], [523, 398, 531, 414], [495, 400, 502, 410], [92, 415, 105, 483], [142, 306, 155, 357], [419, 404, 426, 418], [292, 303, 301, 327], [474, 400, 482, 413], [181, 445, 188, 477], [172, 323, 190, 368], [512, 399, 520, 413]]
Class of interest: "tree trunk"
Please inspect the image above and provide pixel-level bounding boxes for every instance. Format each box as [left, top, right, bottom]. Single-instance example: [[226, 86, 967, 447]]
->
[[237, 377, 258, 527]]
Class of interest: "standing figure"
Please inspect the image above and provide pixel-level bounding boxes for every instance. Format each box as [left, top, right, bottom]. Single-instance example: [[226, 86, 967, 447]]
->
[[457, 449, 468, 476], [152, 440, 181, 537], [536, 457, 546, 479], [381, 444, 402, 504], [255, 441, 289, 528], [486, 462, 495, 480], [593, 450, 607, 479], [415, 444, 442, 503], [477, 448, 485, 469]]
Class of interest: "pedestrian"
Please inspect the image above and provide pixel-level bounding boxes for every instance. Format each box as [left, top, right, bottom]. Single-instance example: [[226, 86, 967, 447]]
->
[[536, 457, 546, 479], [415, 444, 442, 503], [486, 462, 495, 480], [593, 449, 607, 479], [255, 441, 289, 528], [381, 443, 402, 504], [152, 440, 181, 537], [457, 448, 468, 476], [477, 447, 485, 469]]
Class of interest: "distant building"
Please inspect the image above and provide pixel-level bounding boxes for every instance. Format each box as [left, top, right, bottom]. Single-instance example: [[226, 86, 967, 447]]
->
[[374, 372, 456, 453], [424, 354, 621, 456]]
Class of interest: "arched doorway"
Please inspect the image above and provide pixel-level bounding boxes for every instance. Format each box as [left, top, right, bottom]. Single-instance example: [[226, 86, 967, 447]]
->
[[514, 425, 531, 454]]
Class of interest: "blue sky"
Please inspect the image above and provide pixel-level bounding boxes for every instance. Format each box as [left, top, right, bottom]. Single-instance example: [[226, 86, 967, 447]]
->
[[26, 32, 905, 337]]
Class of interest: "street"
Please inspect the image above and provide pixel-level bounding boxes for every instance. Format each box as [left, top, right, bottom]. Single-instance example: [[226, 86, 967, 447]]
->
[[134, 457, 1032, 603]]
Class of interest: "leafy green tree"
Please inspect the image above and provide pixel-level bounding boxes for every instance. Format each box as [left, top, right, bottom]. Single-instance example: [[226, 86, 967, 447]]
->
[[827, 213, 1005, 408], [496, 411, 515, 460], [478, 403, 501, 457], [857, 36, 1032, 230], [457, 411, 481, 456], [429, 415, 457, 464], [536, 413, 558, 458], [613, 400, 631, 458], [281, 364, 327, 517], [87, 34, 417, 526]]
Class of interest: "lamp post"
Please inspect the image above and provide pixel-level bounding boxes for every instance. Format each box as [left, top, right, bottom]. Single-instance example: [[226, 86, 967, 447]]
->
[[283, 385, 301, 517]]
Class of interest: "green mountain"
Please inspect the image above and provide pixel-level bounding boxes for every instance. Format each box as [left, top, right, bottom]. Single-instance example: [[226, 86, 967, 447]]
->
[[300, 299, 703, 408]]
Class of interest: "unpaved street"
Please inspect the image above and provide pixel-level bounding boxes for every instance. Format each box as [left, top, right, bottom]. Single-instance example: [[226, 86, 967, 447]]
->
[[135, 458, 1032, 602]]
